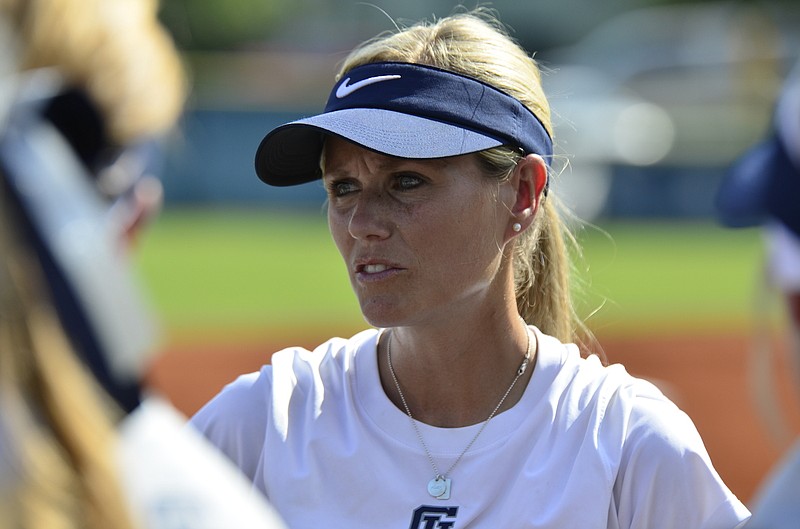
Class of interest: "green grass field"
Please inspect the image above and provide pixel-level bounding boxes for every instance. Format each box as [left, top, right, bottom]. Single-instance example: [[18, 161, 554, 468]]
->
[[134, 207, 765, 342]]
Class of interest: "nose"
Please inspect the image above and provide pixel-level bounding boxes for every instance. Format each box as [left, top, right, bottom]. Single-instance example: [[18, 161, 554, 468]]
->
[[347, 191, 392, 240]]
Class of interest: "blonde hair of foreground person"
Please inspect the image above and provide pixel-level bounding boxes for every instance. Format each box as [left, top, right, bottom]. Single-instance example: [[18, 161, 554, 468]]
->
[[0, 240, 137, 529], [339, 9, 585, 345], [2, 0, 185, 144], [0, 0, 185, 528]]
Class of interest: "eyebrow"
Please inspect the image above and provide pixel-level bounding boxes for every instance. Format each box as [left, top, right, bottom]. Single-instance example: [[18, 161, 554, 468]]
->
[[323, 152, 452, 179]]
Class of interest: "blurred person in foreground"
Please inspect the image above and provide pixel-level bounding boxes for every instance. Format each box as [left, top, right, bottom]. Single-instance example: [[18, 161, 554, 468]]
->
[[0, 0, 287, 528], [191, 9, 749, 528], [717, 60, 800, 529]]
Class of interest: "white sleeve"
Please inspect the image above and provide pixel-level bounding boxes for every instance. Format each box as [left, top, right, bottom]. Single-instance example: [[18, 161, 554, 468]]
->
[[118, 397, 288, 529], [188, 367, 272, 482], [612, 386, 751, 529]]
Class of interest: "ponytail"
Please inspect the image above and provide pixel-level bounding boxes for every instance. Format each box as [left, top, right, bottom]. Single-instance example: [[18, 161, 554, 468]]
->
[[515, 196, 574, 341]]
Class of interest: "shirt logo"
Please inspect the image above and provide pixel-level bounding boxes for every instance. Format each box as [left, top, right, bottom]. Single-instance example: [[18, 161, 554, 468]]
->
[[409, 506, 459, 529], [335, 74, 402, 98]]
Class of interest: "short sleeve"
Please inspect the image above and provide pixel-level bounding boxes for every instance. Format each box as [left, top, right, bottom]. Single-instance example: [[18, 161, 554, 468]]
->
[[189, 367, 273, 482], [611, 384, 750, 529]]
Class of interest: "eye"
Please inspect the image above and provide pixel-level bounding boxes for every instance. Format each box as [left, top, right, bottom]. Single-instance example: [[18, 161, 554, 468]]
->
[[394, 173, 425, 191], [325, 179, 359, 198]]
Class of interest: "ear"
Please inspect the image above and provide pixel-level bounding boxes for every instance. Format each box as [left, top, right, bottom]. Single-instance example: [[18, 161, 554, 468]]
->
[[507, 154, 548, 237]]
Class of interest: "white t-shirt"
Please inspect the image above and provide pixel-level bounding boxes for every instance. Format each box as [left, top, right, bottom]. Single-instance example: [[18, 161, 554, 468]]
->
[[190, 327, 750, 529]]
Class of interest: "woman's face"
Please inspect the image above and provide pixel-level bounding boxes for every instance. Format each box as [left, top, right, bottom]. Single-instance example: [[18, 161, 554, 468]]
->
[[323, 137, 517, 328]]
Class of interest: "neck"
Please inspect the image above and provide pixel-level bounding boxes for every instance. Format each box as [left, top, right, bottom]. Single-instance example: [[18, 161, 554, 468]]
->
[[379, 314, 536, 427]]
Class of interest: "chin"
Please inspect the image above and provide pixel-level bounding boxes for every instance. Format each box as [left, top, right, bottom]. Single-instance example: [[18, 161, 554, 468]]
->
[[359, 300, 406, 329], [361, 311, 397, 329]]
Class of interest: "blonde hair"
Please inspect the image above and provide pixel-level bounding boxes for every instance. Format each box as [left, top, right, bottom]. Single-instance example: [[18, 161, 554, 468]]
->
[[0, 0, 186, 527], [338, 10, 582, 344], [4, 0, 186, 145]]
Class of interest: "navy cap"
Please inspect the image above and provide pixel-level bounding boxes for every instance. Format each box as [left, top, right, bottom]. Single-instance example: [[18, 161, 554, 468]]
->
[[716, 63, 800, 238], [255, 62, 553, 187]]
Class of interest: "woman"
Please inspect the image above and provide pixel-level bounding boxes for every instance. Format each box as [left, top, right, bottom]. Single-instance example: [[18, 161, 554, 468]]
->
[[0, 1, 183, 527], [0, 1, 287, 528], [191, 11, 750, 528]]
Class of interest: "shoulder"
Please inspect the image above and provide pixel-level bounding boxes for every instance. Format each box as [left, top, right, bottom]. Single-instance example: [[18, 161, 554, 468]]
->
[[544, 342, 752, 528], [189, 329, 379, 458], [609, 387, 751, 528], [269, 328, 377, 384], [268, 329, 379, 427], [193, 329, 378, 417], [540, 333, 750, 526], [188, 363, 274, 478], [536, 330, 666, 424], [536, 329, 716, 471], [543, 335, 708, 463]]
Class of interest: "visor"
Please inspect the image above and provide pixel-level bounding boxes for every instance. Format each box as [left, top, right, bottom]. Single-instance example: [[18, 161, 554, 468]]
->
[[255, 62, 553, 186]]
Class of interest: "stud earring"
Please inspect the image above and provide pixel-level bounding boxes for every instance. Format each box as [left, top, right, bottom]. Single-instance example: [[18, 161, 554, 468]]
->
[[512, 222, 522, 232]]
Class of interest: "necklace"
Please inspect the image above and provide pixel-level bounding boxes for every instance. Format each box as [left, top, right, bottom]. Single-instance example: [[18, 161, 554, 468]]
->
[[385, 325, 532, 500]]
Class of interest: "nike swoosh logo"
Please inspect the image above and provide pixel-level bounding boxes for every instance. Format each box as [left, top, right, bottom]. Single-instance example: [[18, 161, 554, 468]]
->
[[335, 74, 402, 98]]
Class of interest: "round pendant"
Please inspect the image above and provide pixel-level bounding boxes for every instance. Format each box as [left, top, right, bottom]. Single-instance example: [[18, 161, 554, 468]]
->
[[427, 477, 450, 499]]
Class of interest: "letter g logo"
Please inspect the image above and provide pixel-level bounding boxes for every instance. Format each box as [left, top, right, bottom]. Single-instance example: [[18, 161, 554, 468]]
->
[[409, 505, 459, 529]]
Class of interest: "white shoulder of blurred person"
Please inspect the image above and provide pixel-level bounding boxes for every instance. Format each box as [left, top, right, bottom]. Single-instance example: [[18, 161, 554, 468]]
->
[[717, 58, 800, 529], [0, 1, 288, 528]]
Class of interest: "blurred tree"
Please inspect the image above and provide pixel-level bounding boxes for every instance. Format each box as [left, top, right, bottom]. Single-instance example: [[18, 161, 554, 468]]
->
[[159, 0, 292, 50]]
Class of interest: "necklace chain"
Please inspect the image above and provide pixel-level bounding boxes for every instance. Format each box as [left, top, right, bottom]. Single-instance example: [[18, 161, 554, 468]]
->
[[385, 324, 532, 485]]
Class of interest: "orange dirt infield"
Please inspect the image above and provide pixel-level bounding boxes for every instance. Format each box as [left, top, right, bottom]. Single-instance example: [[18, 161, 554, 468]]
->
[[146, 329, 800, 505]]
